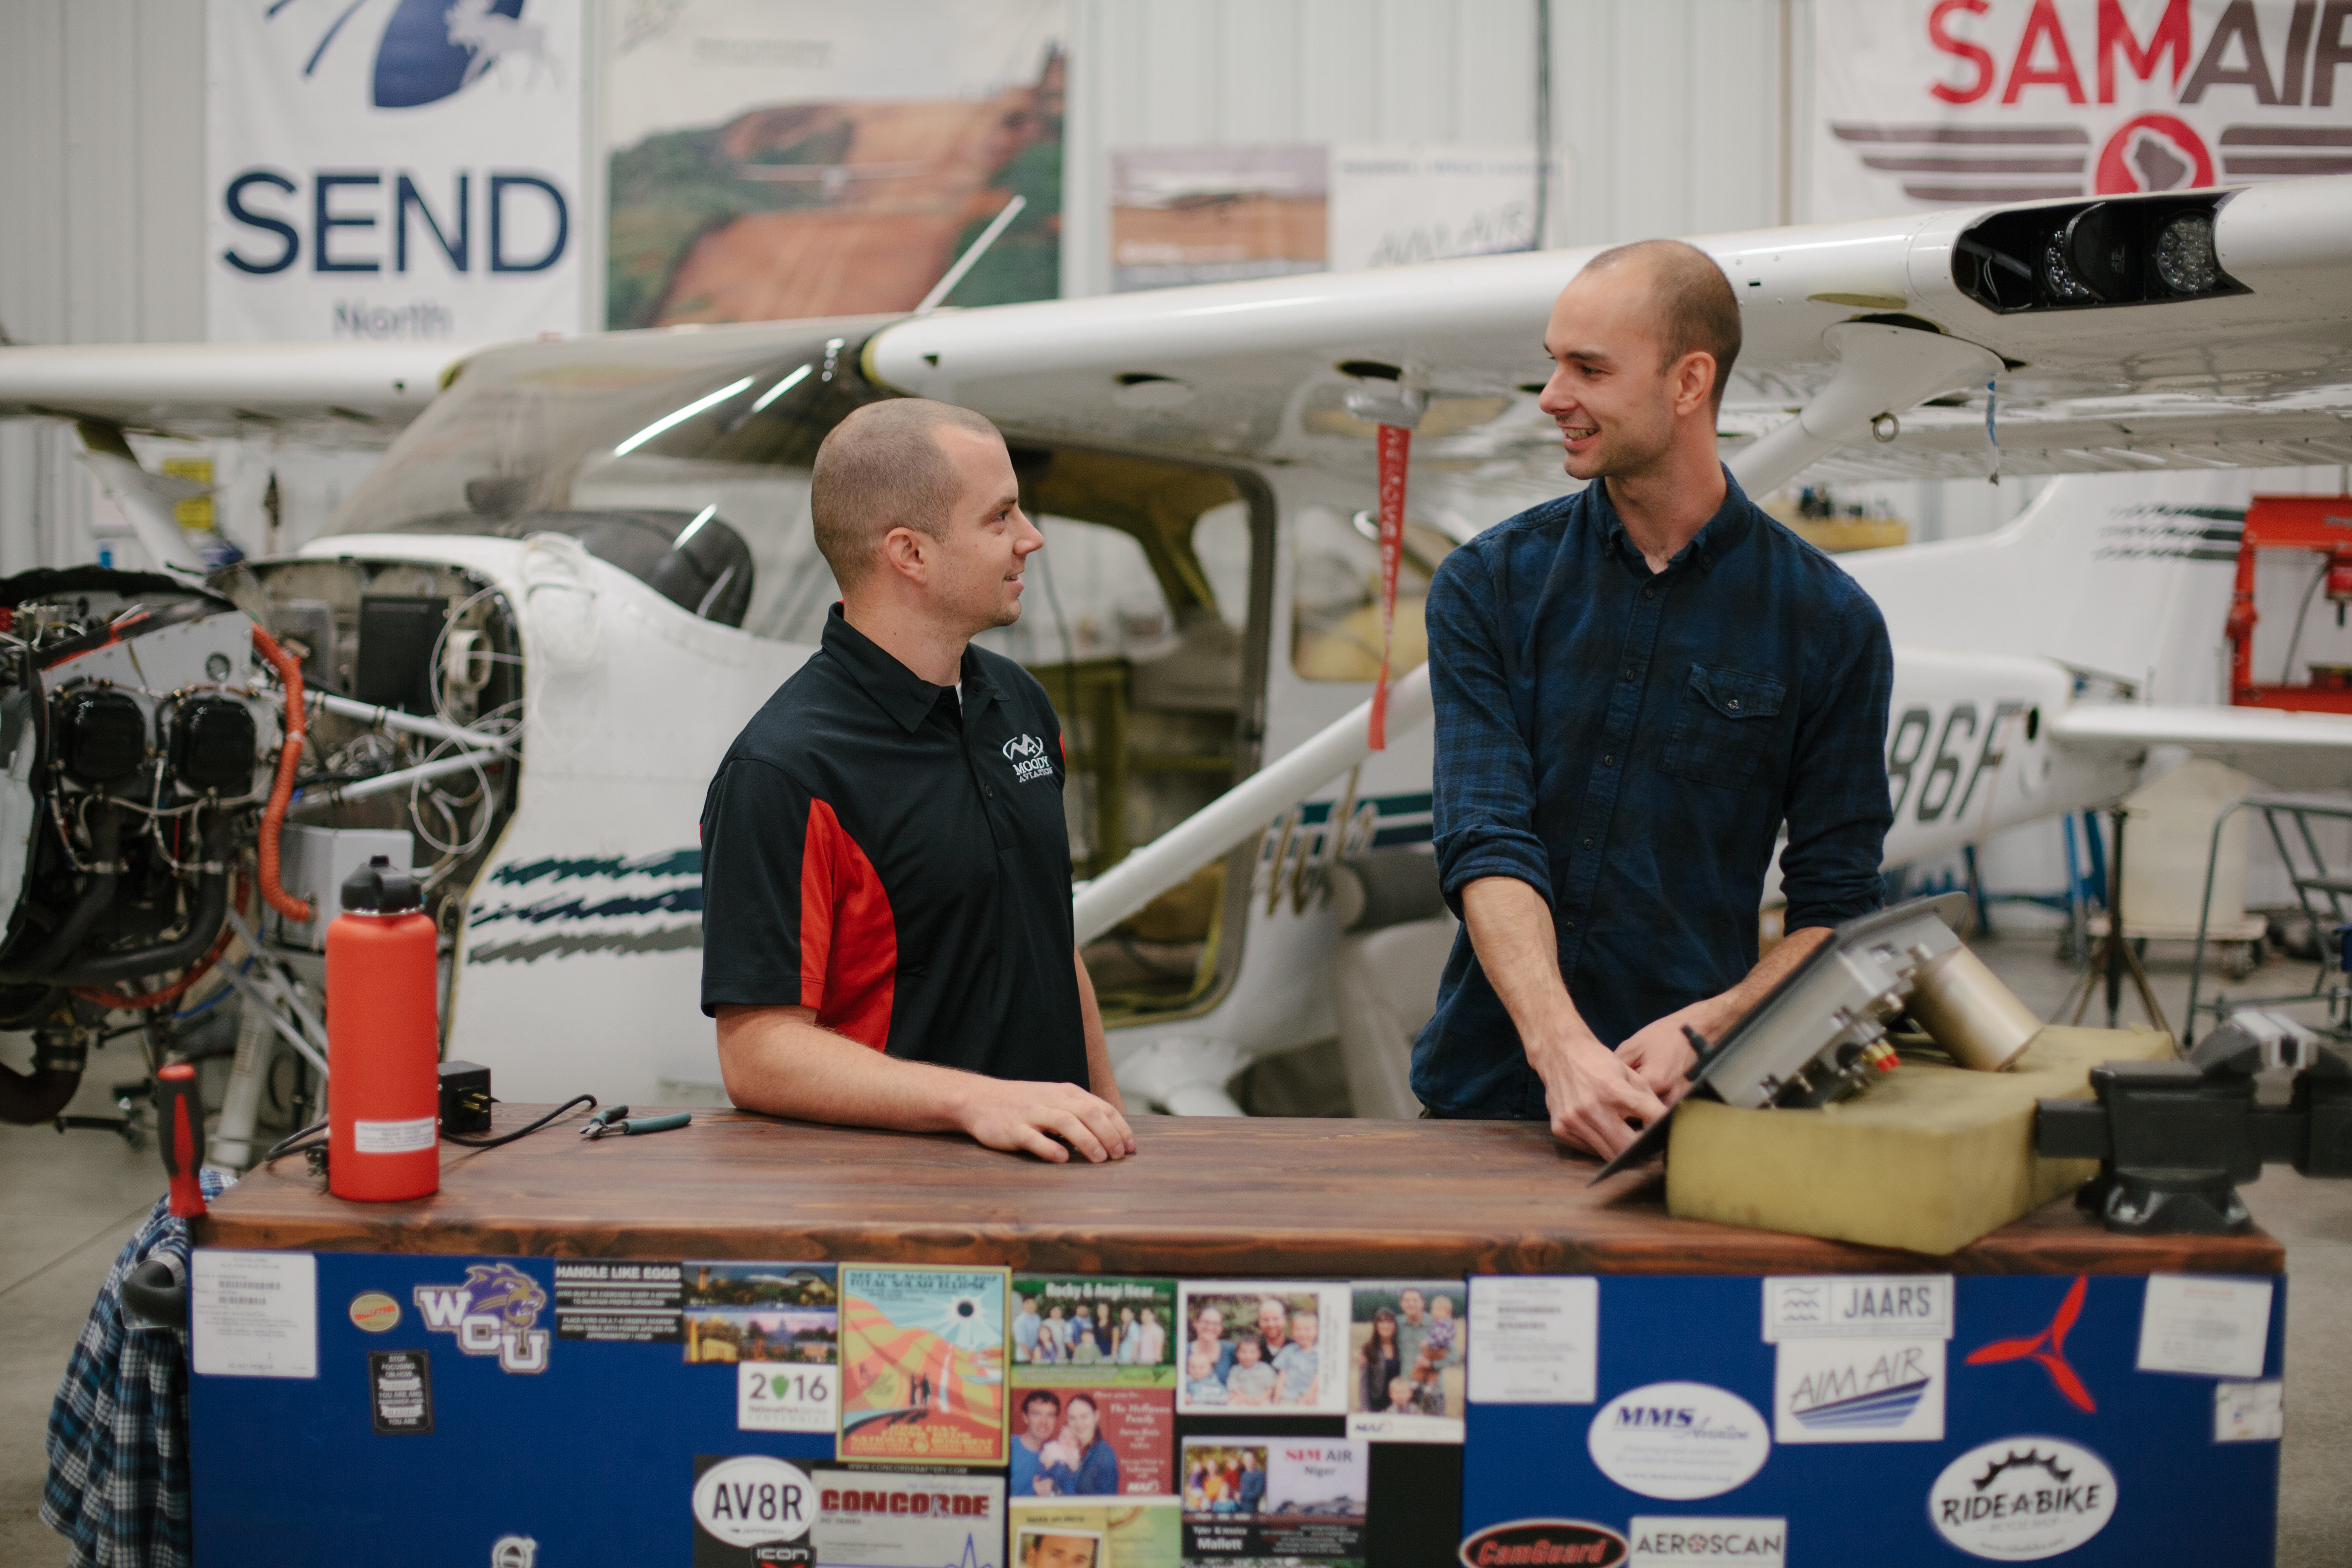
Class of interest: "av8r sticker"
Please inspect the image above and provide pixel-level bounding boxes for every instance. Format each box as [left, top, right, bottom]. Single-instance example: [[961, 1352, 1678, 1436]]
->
[[1773, 1338, 1944, 1443], [693, 1455, 816, 1568], [1927, 1437, 2116, 1560]]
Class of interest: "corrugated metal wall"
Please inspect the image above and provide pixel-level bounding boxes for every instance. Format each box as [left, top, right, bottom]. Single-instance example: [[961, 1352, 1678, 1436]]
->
[[0, 0, 1797, 570], [1063, 0, 1790, 296], [0, 0, 209, 571]]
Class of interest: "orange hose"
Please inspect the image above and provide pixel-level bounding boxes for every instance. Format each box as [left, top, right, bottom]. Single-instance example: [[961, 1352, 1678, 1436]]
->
[[250, 625, 314, 923]]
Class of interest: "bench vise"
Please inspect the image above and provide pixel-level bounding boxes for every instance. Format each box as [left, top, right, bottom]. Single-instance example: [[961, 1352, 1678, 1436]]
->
[[2037, 1015, 2352, 1234]]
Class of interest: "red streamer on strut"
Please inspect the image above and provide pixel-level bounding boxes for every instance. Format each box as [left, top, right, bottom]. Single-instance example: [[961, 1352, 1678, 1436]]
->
[[1368, 422, 1412, 750]]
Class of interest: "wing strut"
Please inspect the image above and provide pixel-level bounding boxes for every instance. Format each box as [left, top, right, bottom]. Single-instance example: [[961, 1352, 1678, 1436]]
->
[[1730, 321, 2002, 497]]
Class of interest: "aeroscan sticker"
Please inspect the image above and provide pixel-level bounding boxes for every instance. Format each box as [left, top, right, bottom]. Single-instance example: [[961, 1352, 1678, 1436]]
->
[[348, 1291, 401, 1333], [368, 1349, 432, 1434], [692, 1455, 816, 1568], [1926, 1437, 2115, 1561], [1773, 1338, 1944, 1444], [1587, 1383, 1770, 1501], [1627, 1516, 1786, 1567]]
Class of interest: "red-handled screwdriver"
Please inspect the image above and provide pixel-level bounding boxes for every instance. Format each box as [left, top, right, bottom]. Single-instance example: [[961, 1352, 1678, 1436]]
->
[[155, 1063, 207, 1220]]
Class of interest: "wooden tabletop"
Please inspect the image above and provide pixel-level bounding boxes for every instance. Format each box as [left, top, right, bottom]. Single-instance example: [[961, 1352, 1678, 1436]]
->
[[196, 1107, 2285, 1277]]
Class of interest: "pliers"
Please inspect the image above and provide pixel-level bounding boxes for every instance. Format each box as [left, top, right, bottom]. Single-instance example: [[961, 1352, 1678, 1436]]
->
[[579, 1104, 629, 1136], [585, 1111, 691, 1140]]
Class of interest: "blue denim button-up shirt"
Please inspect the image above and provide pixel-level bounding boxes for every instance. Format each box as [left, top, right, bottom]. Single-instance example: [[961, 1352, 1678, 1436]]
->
[[1411, 469, 1894, 1119]]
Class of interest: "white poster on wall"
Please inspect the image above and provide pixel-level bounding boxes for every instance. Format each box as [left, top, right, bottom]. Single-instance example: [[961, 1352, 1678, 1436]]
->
[[207, 0, 585, 343], [1327, 146, 1541, 272], [1810, 0, 2352, 223]]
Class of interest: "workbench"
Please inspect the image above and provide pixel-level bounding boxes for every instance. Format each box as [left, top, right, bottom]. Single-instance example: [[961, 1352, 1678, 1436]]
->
[[189, 1110, 2287, 1568]]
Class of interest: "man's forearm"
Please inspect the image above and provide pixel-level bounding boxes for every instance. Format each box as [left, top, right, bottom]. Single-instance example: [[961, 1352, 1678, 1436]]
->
[[716, 1005, 985, 1132], [1459, 876, 1597, 1052], [1073, 949, 1126, 1113], [1692, 926, 1831, 1036]]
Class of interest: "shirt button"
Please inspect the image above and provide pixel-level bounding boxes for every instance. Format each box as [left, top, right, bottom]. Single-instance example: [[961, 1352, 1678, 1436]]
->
[[1602, 753, 1615, 767], [1728, 698, 1741, 711], [1642, 585, 1657, 599], [1563, 918, 1577, 932], [985, 786, 995, 799], [1582, 837, 1594, 850], [1622, 666, 1635, 681]]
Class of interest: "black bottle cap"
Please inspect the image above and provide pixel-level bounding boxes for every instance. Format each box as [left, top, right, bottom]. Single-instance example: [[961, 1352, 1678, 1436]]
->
[[341, 854, 423, 915]]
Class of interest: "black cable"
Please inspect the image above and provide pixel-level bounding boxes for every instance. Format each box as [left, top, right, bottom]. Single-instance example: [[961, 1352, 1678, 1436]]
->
[[443, 1093, 597, 1148], [2279, 557, 2331, 686], [260, 1117, 328, 1166]]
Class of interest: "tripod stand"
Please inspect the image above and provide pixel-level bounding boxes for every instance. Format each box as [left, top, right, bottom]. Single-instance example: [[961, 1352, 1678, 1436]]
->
[[2057, 807, 2174, 1041]]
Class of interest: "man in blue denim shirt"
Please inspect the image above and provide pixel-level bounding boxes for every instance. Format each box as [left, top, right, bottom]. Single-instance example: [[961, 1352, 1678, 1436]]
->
[[1412, 240, 1894, 1158]]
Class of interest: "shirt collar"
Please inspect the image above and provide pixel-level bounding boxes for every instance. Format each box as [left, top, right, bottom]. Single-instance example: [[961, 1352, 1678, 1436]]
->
[[1593, 464, 1756, 574], [821, 603, 985, 733]]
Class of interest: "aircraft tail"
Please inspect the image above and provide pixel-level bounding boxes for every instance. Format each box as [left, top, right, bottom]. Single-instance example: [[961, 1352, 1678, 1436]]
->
[[1837, 470, 2280, 705]]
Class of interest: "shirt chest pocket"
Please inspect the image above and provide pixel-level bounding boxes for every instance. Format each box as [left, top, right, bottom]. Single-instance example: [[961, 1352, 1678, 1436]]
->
[[1658, 664, 1787, 790]]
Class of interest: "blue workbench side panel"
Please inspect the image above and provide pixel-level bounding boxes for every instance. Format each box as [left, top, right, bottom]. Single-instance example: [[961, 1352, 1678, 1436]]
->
[[191, 1253, 834, 1566], [1464, 1274, 2284, 1567]]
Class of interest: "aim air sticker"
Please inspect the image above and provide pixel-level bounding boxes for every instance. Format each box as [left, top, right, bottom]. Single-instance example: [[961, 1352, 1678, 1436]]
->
[[1587, 1383, 1770, 1501], [1926, 1437, 2116, 1561], [368, 1349, 433, 1434], [1772, 1338, 1944, 1444], [692, 1455, 817, 1568], [1459, 1519, 1628, 1568]]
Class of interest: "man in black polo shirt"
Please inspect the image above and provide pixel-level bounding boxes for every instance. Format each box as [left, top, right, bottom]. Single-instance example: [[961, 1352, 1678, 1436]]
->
[[700, 399, 1136, 1163]]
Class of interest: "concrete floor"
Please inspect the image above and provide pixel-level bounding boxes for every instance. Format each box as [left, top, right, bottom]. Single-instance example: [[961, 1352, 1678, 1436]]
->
[[0, 927, 2342, 1564]]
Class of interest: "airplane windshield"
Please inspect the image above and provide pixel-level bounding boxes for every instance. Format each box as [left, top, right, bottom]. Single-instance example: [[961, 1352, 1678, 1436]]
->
[[320, 317, 894, 636]]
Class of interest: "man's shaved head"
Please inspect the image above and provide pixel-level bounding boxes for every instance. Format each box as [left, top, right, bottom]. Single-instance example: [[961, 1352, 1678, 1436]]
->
[[812, 398, 1006, 588], [1578, 239, 1742, 411]]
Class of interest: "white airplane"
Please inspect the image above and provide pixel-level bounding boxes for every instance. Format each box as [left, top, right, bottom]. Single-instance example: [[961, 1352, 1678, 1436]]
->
[[1, 175, 2348, 1147]]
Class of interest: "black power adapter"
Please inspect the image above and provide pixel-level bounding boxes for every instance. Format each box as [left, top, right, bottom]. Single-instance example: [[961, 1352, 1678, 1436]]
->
[[438, 1060, 493, 1136]]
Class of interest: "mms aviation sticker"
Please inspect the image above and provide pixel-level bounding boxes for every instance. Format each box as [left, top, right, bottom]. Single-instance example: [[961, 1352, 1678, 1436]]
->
[[1587, 1383, 1770, 1501], [349, 1291, 402, 1333], [1626, 1517, 1785, 1567], [1927, 1438, 2116, 1561], [1460, 1518, 1628, 1568], [413, 1263, 552, 1374], [1773, 1338, 1944, 1444], [1964, 1276, 2095, 1413], [694, 1455, 817, 1568]]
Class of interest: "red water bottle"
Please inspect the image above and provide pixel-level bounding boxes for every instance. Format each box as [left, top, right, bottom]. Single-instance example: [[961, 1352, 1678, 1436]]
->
[[327, 856, 441, 1201]]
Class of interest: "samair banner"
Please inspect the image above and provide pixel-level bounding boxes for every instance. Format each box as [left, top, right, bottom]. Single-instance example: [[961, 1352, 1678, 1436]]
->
[[1811, 0, 2352, 221], [207, 0, 585, 342]]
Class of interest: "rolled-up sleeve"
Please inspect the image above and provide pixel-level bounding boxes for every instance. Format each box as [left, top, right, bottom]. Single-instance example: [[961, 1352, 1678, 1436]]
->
[[1778, 591, 1895, 931], [1427, 547, 1554, 913]]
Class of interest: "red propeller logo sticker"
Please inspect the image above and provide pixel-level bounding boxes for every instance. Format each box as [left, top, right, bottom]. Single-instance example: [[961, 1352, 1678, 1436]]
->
[[1965, 1275, 2095, 1413]]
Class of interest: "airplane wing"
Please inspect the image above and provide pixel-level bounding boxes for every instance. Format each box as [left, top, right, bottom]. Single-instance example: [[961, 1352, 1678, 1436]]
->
[[0, 339, 495, 447], [2051, 703, 2352, 794], [866, 175, 2352, 502]]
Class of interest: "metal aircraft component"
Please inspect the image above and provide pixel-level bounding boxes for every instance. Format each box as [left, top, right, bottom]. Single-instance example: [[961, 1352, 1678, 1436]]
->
[[1592, 893, 1972, 1181]]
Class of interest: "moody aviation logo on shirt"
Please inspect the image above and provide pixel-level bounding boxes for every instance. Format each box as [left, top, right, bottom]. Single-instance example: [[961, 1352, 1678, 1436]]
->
[[1003, 734, 1055, 783]]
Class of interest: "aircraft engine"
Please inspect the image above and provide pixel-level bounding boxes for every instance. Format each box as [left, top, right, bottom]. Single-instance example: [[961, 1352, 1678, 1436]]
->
[[0, 568, 291, 1124]]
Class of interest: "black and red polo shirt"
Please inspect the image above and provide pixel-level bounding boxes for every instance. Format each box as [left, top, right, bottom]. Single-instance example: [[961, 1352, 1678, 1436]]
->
[[699, 603, 1087, 1083]]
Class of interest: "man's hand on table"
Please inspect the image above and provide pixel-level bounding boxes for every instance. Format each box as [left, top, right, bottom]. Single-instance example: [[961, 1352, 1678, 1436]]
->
[[1527, 1028, 1666, 1161], [1616, 999, 1719, 1103], [953, 1076, 1137, 1165]]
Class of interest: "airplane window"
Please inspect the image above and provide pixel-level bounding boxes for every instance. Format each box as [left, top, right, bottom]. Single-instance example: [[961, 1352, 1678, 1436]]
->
[[1291, 504, 1455, 681]]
